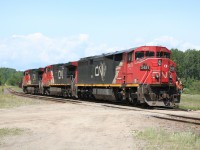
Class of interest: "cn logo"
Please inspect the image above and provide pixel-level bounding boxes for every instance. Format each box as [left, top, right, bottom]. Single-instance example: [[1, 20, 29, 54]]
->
[[152, 71, 168, 78], [95, 62, 107, 81]]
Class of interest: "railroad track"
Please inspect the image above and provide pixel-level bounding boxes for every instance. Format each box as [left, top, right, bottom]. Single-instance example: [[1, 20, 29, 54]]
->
[[7, 88, 200, 126], [102, 104, 200, 125], [7, 88, 81, 104], [152, 114, 200, 126]]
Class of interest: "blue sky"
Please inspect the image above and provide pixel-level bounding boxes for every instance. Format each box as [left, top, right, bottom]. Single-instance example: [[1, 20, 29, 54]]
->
[[0, 0, 200, 70]]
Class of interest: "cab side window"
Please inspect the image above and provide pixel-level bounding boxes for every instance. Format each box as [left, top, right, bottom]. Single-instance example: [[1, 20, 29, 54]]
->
[[135, 51, 144, 60]]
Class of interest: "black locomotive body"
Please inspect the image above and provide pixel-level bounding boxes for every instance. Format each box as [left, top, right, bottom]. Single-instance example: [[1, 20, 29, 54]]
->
[[77, 51, 124, 84], [77, 51, 126, 101]]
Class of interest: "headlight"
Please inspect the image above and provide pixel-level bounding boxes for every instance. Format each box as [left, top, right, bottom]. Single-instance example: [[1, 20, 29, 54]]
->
[[170, 65, 175, 71]]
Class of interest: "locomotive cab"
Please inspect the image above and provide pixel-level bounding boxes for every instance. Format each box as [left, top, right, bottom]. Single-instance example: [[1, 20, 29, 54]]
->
[[128, 46, 179, 107]]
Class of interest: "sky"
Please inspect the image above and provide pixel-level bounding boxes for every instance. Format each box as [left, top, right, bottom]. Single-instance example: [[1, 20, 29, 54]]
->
[[0, 0, 200, 71]]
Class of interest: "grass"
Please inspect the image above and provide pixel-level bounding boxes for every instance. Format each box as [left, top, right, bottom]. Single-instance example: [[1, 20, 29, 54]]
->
[[0, 128, 25, 145], [0, 128, 24, 138], [179, 94, 200, 110], [0, 86, 45, 109], [9, 86, 23, 92], [134, 128, 200, 150]]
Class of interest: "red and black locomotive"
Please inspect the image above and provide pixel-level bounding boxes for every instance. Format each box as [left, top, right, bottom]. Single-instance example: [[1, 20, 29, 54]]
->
[[22, 46, 180, 107]]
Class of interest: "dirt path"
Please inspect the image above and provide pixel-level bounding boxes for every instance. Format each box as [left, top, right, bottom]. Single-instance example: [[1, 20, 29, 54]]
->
[[0, 100, 199, 150]]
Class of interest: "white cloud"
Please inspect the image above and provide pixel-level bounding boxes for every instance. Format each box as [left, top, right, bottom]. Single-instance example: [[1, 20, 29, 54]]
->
[[129, 36, 200, 50], [79, 34, 89, 41], [1, 33, 199, 71], [144, 36, 200, 50], [12, 32, 44, 40], [84, 43, 119, 57], [0, 33, 90, 70], [132, 38, 145, 45], [145, 36, 180, 47]]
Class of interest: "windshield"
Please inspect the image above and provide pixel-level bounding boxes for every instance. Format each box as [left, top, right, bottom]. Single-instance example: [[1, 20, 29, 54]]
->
[[135, 51, 155, 60], [146, 51, 155, 57], [156, 52, 170, 58]]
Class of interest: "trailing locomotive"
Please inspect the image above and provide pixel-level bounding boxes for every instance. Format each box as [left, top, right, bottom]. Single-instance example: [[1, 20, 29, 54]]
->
[[28, 62, 78, 96], [22, 68, 44, 94], [22, 46, 180, 107]]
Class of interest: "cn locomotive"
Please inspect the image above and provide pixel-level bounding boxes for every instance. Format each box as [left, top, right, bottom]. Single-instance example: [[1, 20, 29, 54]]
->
[[22, 46, 180, 107]]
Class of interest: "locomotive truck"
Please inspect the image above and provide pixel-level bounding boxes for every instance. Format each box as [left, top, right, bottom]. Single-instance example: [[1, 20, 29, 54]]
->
[[22, 46, 180, 107]]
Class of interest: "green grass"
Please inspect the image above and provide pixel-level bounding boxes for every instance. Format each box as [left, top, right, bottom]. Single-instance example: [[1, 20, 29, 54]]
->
[[0, 86, 45, 109], [0, 86, 4, 94], [0, 128, 24, 138], [134, 128, 200, 150], [9, 86, 23, 92], [179, 94, 200, 110]]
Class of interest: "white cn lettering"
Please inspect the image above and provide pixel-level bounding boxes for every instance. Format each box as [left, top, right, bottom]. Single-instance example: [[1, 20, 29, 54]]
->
[[99, 65, 103, 77], [95, 66, 99, 76], [152, 71, 168, 78], [162, 72, 168, 78], [95, 65, 105, 77], [94, 63, 107, 82]]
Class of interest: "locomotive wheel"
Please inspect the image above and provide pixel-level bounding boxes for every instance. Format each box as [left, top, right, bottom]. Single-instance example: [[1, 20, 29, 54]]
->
[[31, 89, 34, 95], [23, 88, 28, 94], [83, 92, 88, 100], [163, 98, 170, 106], [128, 93, 138, 106], [45, 88, 50, 95], [63, 92, 68, 98]]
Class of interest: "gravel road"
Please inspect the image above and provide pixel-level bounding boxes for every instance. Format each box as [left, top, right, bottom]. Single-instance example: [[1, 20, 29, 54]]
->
[[0, 99, 199, 150]]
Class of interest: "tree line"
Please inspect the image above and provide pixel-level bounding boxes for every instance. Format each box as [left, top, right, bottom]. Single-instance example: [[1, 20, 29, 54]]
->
[[171, 49, 200, 94], [0, 68, 23, 86]]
